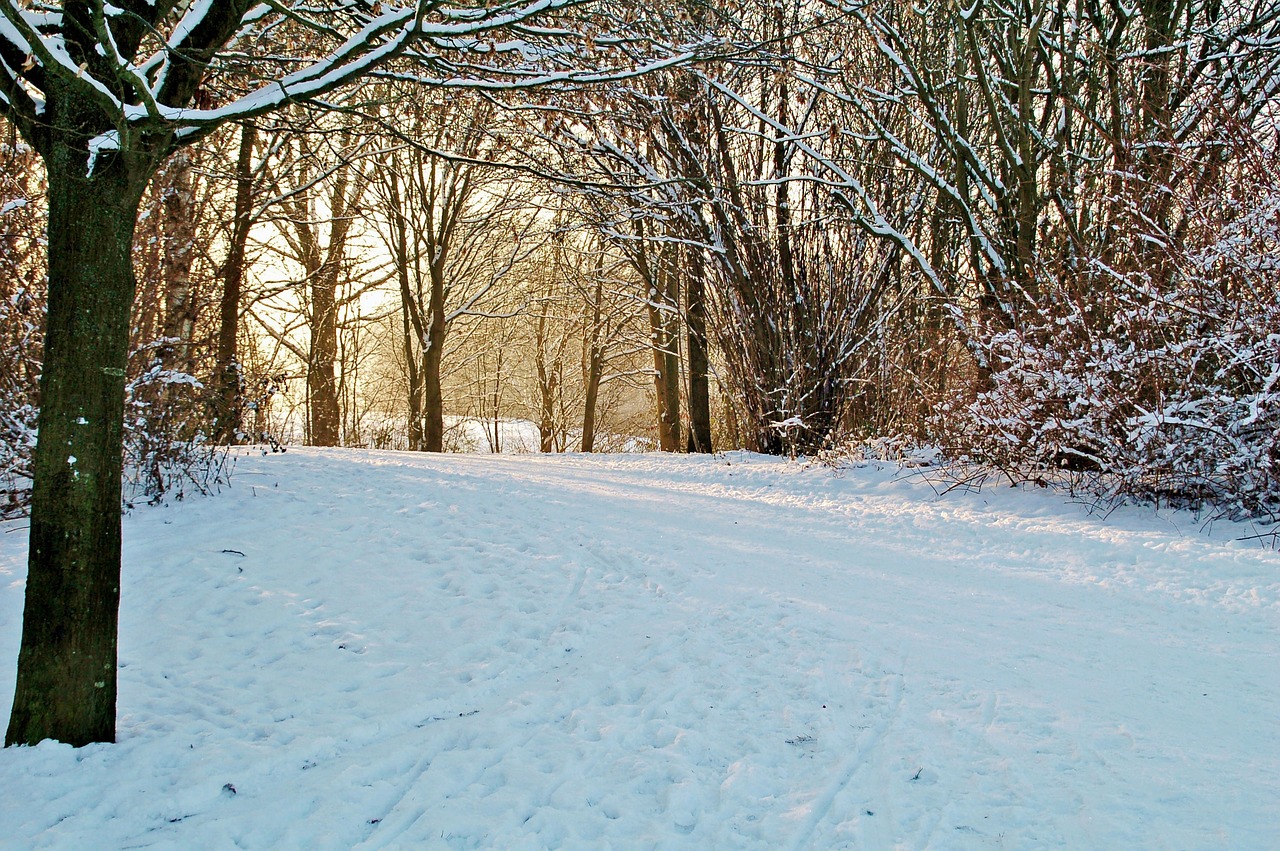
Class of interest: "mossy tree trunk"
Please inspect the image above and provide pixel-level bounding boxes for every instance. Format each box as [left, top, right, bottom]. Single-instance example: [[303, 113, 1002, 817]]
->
[[6, 137, 153, 747]]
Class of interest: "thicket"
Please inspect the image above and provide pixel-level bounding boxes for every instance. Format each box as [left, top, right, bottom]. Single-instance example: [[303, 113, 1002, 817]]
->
[[0, 145, 235, 519], [948, 138, 1280, 518]]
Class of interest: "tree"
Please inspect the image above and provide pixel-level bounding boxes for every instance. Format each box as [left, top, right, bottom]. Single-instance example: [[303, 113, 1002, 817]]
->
[[631, 229, 682, 451], [1, 0, 685, 748], [765, 0, 1280, 499], [211, 122, 259, 445], [0, 1, 263, 749], [264, 120, 377, 447], [528, 229, 577, 452], [369, 92, 536, 452]]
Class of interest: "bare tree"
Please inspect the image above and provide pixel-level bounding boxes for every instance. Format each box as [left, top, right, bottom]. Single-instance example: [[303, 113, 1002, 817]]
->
[[263, 121, 378, 446], [370, 92, 537, 451], [212, 122, 261, 445]]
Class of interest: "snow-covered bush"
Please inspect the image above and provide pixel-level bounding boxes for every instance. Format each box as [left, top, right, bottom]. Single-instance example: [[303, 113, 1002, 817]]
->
[[3, 344, 234, 519], [812, 435, 943, 472], [944, 298, 1278, 516], [941, 142, 1280, 519], [121, 344, 232, 507], [0, 397, 38, 519]]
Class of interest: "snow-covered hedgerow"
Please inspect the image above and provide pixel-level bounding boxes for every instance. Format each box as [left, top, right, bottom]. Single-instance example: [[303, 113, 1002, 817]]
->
[[942, 161, 1280, 519], [946, 298, 1278, 518]]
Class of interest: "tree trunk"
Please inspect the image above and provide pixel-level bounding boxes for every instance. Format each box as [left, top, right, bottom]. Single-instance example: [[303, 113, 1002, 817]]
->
[[160, 150, 198, 373], [491, 348, 504, 453], [535, 303, 559, 453], [383, 165, 425, 451], [581, 348, 603, 453], [401, 294, 425, 451], [646, 245, 681, 452], [422, 266, 448, 453], [213, 122, 256, 444], [648, 303, 674, 451], [581, 276, 605, 453], [307, 269, 341, 446], [6, 143, 149, 747], [294, 135, 363, 449], [685, 249, 713, 453]]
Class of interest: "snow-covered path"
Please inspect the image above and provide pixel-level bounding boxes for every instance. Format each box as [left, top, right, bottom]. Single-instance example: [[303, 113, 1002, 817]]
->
[[2, 449, 1277, 849]]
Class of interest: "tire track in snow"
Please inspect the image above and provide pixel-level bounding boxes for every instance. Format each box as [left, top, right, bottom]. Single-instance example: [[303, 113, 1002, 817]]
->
[[349, 498, 603, 845], [787, 666, 904, 851]]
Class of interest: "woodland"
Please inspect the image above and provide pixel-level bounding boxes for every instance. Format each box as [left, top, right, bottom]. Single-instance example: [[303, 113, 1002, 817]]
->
[[0, 0, 1277, 746]]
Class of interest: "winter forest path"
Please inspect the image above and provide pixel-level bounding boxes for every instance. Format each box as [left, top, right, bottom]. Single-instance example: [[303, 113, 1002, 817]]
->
[[1, 449, 1277, 849]]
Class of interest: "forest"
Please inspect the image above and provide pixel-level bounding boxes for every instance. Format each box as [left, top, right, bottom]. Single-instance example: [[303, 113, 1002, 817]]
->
[[0, 1, 1277, 746], [3, 0, 1279, 511]]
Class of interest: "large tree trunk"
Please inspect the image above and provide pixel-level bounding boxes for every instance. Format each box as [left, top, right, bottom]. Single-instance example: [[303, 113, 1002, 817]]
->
[[6, 143, 149, 747]]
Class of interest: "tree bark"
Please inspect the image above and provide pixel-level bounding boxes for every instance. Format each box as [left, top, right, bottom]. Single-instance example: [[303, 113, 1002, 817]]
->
[[213, 122, 256, 444], [581, 274, 605, 453], [684, 247, 713, 453], [160, 150, 197, 373], [6, 142, 149, 747], [422, 255, 448, 453]]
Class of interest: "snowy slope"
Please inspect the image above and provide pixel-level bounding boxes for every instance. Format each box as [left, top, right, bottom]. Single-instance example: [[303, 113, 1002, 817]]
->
[[1, 449, 1277, 849]]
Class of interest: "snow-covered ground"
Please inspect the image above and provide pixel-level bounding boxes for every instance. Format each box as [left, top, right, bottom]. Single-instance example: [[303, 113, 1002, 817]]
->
[[1, 449, 1277, 849]]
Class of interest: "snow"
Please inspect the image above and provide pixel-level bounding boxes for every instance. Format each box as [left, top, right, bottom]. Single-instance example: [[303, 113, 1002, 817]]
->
[[447, 417, 541, 453], [1, 449, 1278, 848]]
